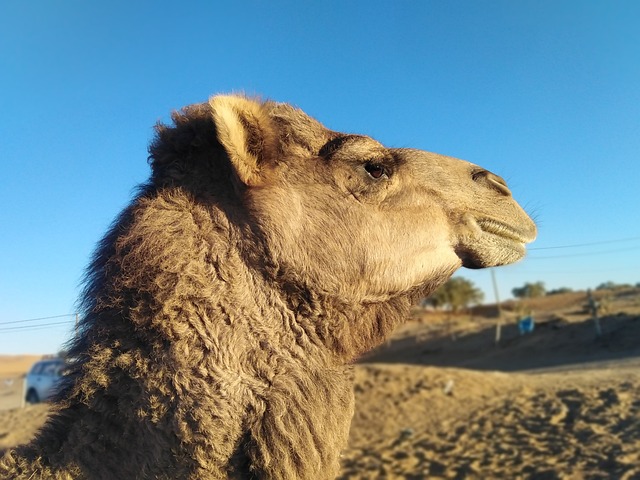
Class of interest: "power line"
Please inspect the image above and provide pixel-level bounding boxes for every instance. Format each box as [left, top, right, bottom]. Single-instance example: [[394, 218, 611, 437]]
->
[[499, 265, 640, 275], [0, 313, 77, 327], [0, 320, 75, 333], [527, 245, 639, 259], [529, 236, 640, 251]]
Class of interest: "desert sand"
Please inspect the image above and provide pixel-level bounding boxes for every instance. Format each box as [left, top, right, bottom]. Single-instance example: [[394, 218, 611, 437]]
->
[[1, 289, 639, 479]]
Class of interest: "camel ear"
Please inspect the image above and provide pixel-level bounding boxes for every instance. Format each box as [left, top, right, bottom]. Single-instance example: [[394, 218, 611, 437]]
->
[[209, 94, 277, 186]]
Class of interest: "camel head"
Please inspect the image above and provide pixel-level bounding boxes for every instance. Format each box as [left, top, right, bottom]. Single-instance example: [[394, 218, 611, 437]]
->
[[152, 95, 537, 303]]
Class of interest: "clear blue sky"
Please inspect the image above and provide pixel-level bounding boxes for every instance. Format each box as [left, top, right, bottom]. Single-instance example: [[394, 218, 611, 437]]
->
[[1, 1, 639, 354]]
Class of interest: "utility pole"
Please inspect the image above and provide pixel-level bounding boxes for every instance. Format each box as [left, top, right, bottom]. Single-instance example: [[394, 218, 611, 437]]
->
[[491, 268, 503, 345], [587, 289, 602, 337]]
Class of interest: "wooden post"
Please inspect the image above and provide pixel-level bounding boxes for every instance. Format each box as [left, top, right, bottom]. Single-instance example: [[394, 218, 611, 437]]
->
[[587, 290, 602, 337], [593, 310, 602, 337], [491, 268, 503, 345]]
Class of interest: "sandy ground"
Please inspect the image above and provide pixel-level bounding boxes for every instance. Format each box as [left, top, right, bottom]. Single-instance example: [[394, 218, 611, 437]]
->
[[0, 355, 49, 452], [1, 290, 640, 479], [340, 363, 640, 479]]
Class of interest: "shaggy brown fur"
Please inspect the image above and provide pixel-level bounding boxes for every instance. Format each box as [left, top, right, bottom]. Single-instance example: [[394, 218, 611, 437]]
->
[[0, 95, 536, 479]]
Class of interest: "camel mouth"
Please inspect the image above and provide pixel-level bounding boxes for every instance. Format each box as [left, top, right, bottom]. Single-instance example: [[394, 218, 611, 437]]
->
[[455, 217, 536, 269], [475, 218, 536, 244]]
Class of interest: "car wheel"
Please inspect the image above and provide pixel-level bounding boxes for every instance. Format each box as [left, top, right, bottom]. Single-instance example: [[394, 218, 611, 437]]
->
[[26, 389, 40, 404]]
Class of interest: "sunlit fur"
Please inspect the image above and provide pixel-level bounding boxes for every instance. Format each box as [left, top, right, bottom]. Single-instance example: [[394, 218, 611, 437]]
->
[[0, 95, 535, 479]]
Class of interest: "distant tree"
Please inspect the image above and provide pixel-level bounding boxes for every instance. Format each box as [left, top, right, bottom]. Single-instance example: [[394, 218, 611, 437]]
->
[[512, 281, 546, 299], [424, 290, 447, 309], [425, 277, 484, 312], [596, 281, 632, 291], [547, 287, 573, 295]]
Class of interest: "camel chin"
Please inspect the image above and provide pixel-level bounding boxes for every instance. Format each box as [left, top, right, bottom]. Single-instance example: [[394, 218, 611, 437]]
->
[[455, 216, 537, 269]]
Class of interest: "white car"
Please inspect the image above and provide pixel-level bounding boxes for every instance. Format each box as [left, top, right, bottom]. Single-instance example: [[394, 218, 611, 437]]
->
[[24, 358, 65, 403]]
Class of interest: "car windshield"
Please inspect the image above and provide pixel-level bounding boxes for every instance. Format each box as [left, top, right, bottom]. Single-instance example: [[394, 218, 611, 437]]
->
[[31, 361, 64, 376]]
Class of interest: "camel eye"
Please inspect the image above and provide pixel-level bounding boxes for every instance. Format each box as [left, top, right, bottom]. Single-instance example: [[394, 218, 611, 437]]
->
[[364, 162, 386, 179]]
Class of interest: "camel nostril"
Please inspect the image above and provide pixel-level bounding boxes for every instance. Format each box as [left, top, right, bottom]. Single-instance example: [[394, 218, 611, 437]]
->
[[472, 169, 512, 197]]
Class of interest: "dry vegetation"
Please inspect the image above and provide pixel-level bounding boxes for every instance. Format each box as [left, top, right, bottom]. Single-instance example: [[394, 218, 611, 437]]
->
[[2, 287, 640, 479]]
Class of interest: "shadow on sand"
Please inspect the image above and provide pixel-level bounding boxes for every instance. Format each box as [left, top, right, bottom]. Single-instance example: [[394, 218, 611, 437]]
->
[[360, 313, 640, 372]]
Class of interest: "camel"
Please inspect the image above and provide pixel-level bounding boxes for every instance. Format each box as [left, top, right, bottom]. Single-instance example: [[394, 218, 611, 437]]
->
[[0, 94, 536, 479]]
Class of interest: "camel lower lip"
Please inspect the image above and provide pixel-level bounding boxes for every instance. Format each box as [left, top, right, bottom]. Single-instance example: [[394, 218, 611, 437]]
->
[[456, 238, 526, 269], [476, 218, 532, 244], [455, 217, 531, 269]]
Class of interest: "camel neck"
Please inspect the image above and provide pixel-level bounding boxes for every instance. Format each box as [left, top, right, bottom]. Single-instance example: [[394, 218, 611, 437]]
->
[[258, 273, 418, 363]]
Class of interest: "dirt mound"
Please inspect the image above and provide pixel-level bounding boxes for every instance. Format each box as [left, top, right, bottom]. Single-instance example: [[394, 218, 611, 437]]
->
[[364, 311, 640, 372], [0, 355, 42, 378]]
